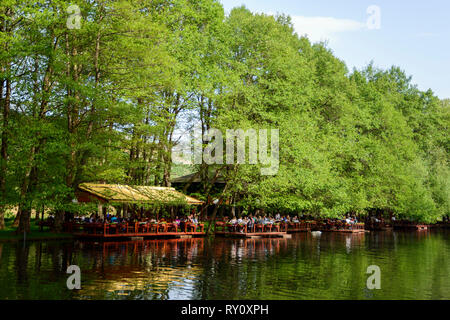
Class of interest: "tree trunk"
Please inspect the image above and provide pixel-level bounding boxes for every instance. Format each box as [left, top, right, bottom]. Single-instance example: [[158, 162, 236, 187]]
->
[[0, 72, 11, 231], [53, 210, 65, 233], [17, 206, 31, 234], [12, 207, 21, 228], [206, 181, 229, 236], [0, 8, 13, 230]]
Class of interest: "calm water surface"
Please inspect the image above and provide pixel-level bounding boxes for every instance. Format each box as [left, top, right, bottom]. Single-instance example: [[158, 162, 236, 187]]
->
[[0, 230, 448, 299]]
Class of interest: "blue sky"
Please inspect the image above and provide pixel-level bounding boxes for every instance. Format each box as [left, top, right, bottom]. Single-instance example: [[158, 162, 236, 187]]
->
[[220, 0, 450, 99]]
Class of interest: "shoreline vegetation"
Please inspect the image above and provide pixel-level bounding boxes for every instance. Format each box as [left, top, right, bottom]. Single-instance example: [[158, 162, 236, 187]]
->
[[0, 0, 449, 237], [0, 218, 73, 242]]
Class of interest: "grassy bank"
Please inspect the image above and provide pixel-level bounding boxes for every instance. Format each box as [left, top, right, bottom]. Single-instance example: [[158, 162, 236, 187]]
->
[[0, 218, 74, 242]]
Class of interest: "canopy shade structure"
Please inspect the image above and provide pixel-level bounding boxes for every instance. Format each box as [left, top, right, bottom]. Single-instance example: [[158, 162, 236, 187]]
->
[[77, 183, 204, 205]]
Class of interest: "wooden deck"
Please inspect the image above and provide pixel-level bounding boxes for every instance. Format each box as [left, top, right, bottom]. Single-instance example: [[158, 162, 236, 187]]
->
[[364, 221, 393, 231], [393, 223, 428, 231], [286, 227, 311, 233], [64, 222, 206, 240], [315, 222, 366, 233]]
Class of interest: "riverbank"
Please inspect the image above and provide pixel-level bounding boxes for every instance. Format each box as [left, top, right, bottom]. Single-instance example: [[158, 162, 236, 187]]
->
[[0, 219, 74, 242]]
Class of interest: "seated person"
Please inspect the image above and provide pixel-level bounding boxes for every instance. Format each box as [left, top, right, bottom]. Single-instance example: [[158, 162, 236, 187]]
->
[[247, 216, 254, 230]]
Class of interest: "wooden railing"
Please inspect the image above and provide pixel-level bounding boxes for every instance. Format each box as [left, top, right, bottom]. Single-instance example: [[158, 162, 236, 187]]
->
[[215, 222, 285, 233], [316, 221, 365, 231]]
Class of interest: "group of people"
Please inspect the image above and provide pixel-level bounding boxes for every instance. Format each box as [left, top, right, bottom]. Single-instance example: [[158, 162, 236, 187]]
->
[[344, 217, 359, 225], [69, 213, 202, 227], [223, 214, 362, 232], [224, 214, 306, 233]]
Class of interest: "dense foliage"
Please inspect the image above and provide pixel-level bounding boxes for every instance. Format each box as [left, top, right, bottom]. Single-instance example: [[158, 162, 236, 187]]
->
[[0, 0, 448, 232]]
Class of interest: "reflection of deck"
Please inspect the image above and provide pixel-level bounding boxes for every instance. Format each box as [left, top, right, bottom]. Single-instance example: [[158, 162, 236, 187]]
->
[[215, 231, 290, 239], [320, 229, 366, 234]]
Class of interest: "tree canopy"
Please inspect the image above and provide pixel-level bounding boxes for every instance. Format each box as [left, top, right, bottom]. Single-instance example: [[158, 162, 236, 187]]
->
[[0, 0, 448, 232]]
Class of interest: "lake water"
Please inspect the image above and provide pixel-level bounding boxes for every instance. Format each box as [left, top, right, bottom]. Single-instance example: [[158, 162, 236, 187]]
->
[[0, 230, 448, 300]]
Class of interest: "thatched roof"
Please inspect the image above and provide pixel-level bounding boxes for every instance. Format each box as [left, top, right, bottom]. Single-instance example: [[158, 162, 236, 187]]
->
[[78, 183, 203, 205]]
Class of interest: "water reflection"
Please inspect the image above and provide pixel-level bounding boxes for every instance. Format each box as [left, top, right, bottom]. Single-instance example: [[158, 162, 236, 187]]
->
[[0, 230, 448, 300]]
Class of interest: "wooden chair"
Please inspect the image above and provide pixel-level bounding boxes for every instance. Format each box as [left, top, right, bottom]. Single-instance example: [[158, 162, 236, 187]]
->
[[180, 222, 188, 232], [138, 223, 149, 233], [186, 223, 196, 232], [116, 223, 126, 233], [255, 224, 264, 233], [94, 223, 103, 234], [149, 223, 158, 233], [158, 223, 167, 233], [103, 223, 110, 235], [126, 223, 136, 233], [109, 224, 118, 234], [167, 223, 178, 233]]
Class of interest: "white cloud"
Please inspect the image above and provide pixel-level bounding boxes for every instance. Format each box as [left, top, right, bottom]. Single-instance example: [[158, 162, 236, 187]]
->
[[290, 16, 367, 44]]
